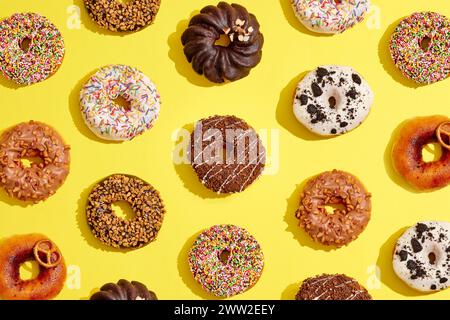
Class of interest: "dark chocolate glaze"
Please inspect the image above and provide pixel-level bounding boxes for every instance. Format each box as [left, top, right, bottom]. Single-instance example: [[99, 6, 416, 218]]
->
[[181, 2, 264, 83], [90, 280, 157, 300]]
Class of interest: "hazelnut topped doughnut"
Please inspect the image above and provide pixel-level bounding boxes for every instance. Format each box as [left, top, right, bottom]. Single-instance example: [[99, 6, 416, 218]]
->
[[0, 121, 70, 203], [181, 2, 264, 83], [392, 116, 450, 191], [0, 13, 65, 85], [296, 170, 371, 247], [84, 0, 161, 32], [86, 174, 166, 249], [0, 234, 66, 300]]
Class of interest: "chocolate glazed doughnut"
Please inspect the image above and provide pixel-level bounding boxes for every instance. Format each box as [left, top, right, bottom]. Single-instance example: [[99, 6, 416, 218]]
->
[[0, 234, 66, 300], [392, 115, 450, 190], [181, 2, 264, 83], [91, 279, 157, 300]]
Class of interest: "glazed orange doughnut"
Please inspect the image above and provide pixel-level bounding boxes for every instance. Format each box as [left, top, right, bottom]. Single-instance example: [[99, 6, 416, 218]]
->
[[392, 115, 450, 190], [0, 234, 66, 300]]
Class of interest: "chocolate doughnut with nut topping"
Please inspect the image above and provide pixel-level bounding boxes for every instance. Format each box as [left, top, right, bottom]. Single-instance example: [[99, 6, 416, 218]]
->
[[296, 170, 371, 247], [0, 121, 70, 203], [181, 2, 264, 83], [86, 174, 165, 249], [84, 0, 161, 32]]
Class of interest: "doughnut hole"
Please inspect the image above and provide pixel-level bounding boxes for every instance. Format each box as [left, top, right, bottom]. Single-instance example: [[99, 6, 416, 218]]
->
[[19, 37, 32, 53], [428, 252, 437, 265], [20, 149, 44, 168], [215, 34, 231, 47], [324, 203, 346, 215], [419, 36, 432, 52], [218, 249, 232, 264], [19, 260, 40, 280], [328, 96, 337, 109], [113, 95, 131, 111], [111, 201, 135, 220], [422, 142, 443, 163], [116, 0, 135, 4]]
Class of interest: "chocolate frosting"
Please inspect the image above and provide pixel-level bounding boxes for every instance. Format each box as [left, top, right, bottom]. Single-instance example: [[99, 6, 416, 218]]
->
[[181, 2, 264, 83], [90, 280, 157, 300]]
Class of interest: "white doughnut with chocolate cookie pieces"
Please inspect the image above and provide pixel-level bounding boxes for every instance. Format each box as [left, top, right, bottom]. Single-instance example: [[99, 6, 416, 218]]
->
[[293, 65, 374, 136], [393, 221, 450, 292]]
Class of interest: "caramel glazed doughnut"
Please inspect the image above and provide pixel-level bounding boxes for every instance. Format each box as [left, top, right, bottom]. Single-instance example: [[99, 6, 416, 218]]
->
[[296, 170, 371, 247], [91, 279, 158, 300], [0, 121, 70, 202], [393, 221, 450, 292], [0, 234, 66, 300], [293, 65, 374, 136], [392, 115, 450, 190], [86, 174, 165, 249], [181, 2, 264, 83]]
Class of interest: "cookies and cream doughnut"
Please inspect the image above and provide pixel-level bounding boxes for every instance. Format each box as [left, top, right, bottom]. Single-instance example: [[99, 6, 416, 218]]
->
[[293, 65, 374, 136], [188, 225, 264, 297], [80, 65, 161, 141], [0, 13, 65, 85], [393, 221, 450, 292], [291, 0, 370, 34]]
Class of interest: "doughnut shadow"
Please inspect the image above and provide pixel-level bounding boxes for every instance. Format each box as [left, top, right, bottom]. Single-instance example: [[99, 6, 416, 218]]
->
[[0, 74, 22, 90], [0, 188, 33, 208], [177, 231, 223, 300], [68, 69, 121, 144], [167, 16, 219, 88], [383, 120, 432, 194], [378, 17, 426, 89], [72, 0, 134, 37], [376, 227, 425, 297], [283, 174, 335, 252], [172, 122, 229, 200], [280, 282, 301, 300], [276, 72, 332, 141], [278, 0, 332, 37]]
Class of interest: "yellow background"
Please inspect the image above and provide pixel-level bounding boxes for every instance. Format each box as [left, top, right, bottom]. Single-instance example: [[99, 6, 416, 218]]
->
[[0, 0, 449, 300]]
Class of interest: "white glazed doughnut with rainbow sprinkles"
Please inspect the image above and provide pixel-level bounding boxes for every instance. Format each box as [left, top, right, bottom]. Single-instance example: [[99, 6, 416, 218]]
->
[[291, 0, 370, 34], [80, 64, 161, 141]]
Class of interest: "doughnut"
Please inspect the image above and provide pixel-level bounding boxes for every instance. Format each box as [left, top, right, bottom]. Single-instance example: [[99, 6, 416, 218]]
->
[[0, 13, 64, 85], [0, 121, 70, 203], [188, 224, 264, 297], [291, 0, 370, 34], [296, 274, 372, 300], [190, 115, 266, 194], [90, 280, 158, 300], [296, 170, 371, 247], [392, 115, 450, 191], [390, 12, 450, 84], [84, 0, 161, 32], [80, 65, 161, 141], [86, 174, 166, 249], [393, 221, 450, 292], [293, 65, 374, 136], [181, 2, 264, 83], [0, 234, 66, 300]]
